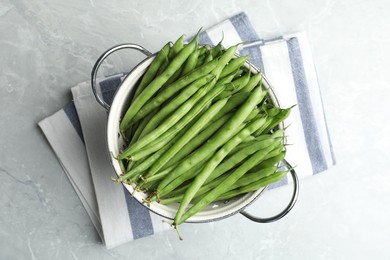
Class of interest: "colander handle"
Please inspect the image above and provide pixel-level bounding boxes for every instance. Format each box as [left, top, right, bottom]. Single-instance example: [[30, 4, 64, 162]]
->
[[240, 159, 299, 223], [91, 43, 152, 112]]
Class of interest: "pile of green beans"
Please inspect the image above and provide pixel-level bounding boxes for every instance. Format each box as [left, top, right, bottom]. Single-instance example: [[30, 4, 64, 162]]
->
[[115, 32, 293, 237]]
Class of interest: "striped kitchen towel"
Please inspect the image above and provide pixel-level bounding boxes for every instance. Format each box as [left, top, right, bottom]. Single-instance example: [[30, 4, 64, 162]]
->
[[38, 12, 335, 249]]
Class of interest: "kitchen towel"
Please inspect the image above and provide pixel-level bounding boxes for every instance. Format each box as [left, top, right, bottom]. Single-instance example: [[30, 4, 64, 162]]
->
[[38, 12, 335, 249]]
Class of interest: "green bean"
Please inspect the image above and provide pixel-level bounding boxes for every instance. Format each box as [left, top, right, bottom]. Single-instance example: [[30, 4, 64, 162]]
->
[[249, 149, 286, 172], [168, 35, 185, 60], [159, 169, 235, 205], [142, 152, 211, 192], [135, 160, 180, 189], [241, 72, 262, 93], [217, 70, 251, 99], [156, 85, 264, 199], [229, 166, 278, 190], [204, 51, 213, 63], [147, 97, 229, 176], [262, 106, 293, 134], [131, 42, 171, 100], [195, 52, 207, 68], [160, 139, 283, 203], [119, 32, 199, 133], [163, 67, 183, 88], [207, 92, 251, 124], [191, 166, 278, 204], [119, 79, 215, 160], [181, 48, 199, 76], [228, 128, 284, 157], [173, 115, 269, 223], [217, 169, 289, 201], [155, 36, 185, 76], [211, 40, 224, 58], [162, 112, 234, 170], [156, 154, 213, 199], [233, 69, 244, 79], [198, 45, 209, 56], [126, 114, 197, 169], [119, 115, 199, 183], [130, 60, 218, 124], [203, 135, 283, 185], [124, 79, 231, 161], [128, 108, 157, 145], [176, 141, 282, 225], [253, 106, 292, 136], [211, 44, 239, 79], [232, 71, 251, 91], [219, 55, 249, 78], [137, 74, 214, 139], [117, 125, 190, 182], [216, 73, 236, 86]]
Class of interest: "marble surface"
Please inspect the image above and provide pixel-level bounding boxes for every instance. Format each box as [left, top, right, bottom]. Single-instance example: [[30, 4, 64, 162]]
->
[[1, 0, 390, 259]]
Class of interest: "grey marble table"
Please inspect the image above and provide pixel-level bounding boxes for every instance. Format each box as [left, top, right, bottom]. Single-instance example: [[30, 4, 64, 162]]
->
[[1, 0, 390, 259]]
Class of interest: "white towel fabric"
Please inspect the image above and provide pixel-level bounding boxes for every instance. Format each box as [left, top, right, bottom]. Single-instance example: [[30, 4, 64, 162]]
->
[[38, 12, 335, 249]]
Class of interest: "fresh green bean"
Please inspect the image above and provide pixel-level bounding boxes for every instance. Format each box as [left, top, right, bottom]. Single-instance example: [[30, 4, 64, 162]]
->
[[211, 44, 239, 79], [253, 106, 292, 136], [162, 112, 234, 170], [156, 85, 264, 197], [120, 33, 199, 133], [156, 36, 185, 76], [181, 48, 199, 76], [130, 60, 219, 124], [204, 51, 213, 63], [142, 152, 211, 192], [173, 116, 269, 224], [128, 108, 157, 145], [124, 78, 232, 161], [217, 70, 251, 99], [117, 125, 191, 182], [160, 140, 284, 203], [163, 67, 183, 88], [168, 35, 185, 60], [119, 79, 215, 160], [198, 45, 208, 56], [159, 169, 235, 205], [132, 42, 171, 100], [233, 69, 244, 79], [176, 142, 282, 225], [229, 166, 278, 190], [219, 55, 249, 78], [126, 113, 197, 167], [203, 135, 283, 185], [241, 72, 262, 93], [211, 40, 224, 58], [195, 53, 207, 68], [216, 169, 289, 201], [249, 149, 286, 172], [262, 106, 293, 134], [156, 154, 213, 199], [206, 92, 251, 124], [137, 74, 215, 139], [147, 97, 229, 176], [191, 166, 278, 204]]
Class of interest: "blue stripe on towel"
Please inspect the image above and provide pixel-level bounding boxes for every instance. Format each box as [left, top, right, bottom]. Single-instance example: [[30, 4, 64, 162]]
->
[[63, 102, 84, 142], [199, 31, 214, 46], [123, 190, 154, 239], [229, 13, 260, 42], [239, 46, 264, 73], [229, 13, 265, 73], [99, 76, 123, 105], [287, 38, 328, 174]]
